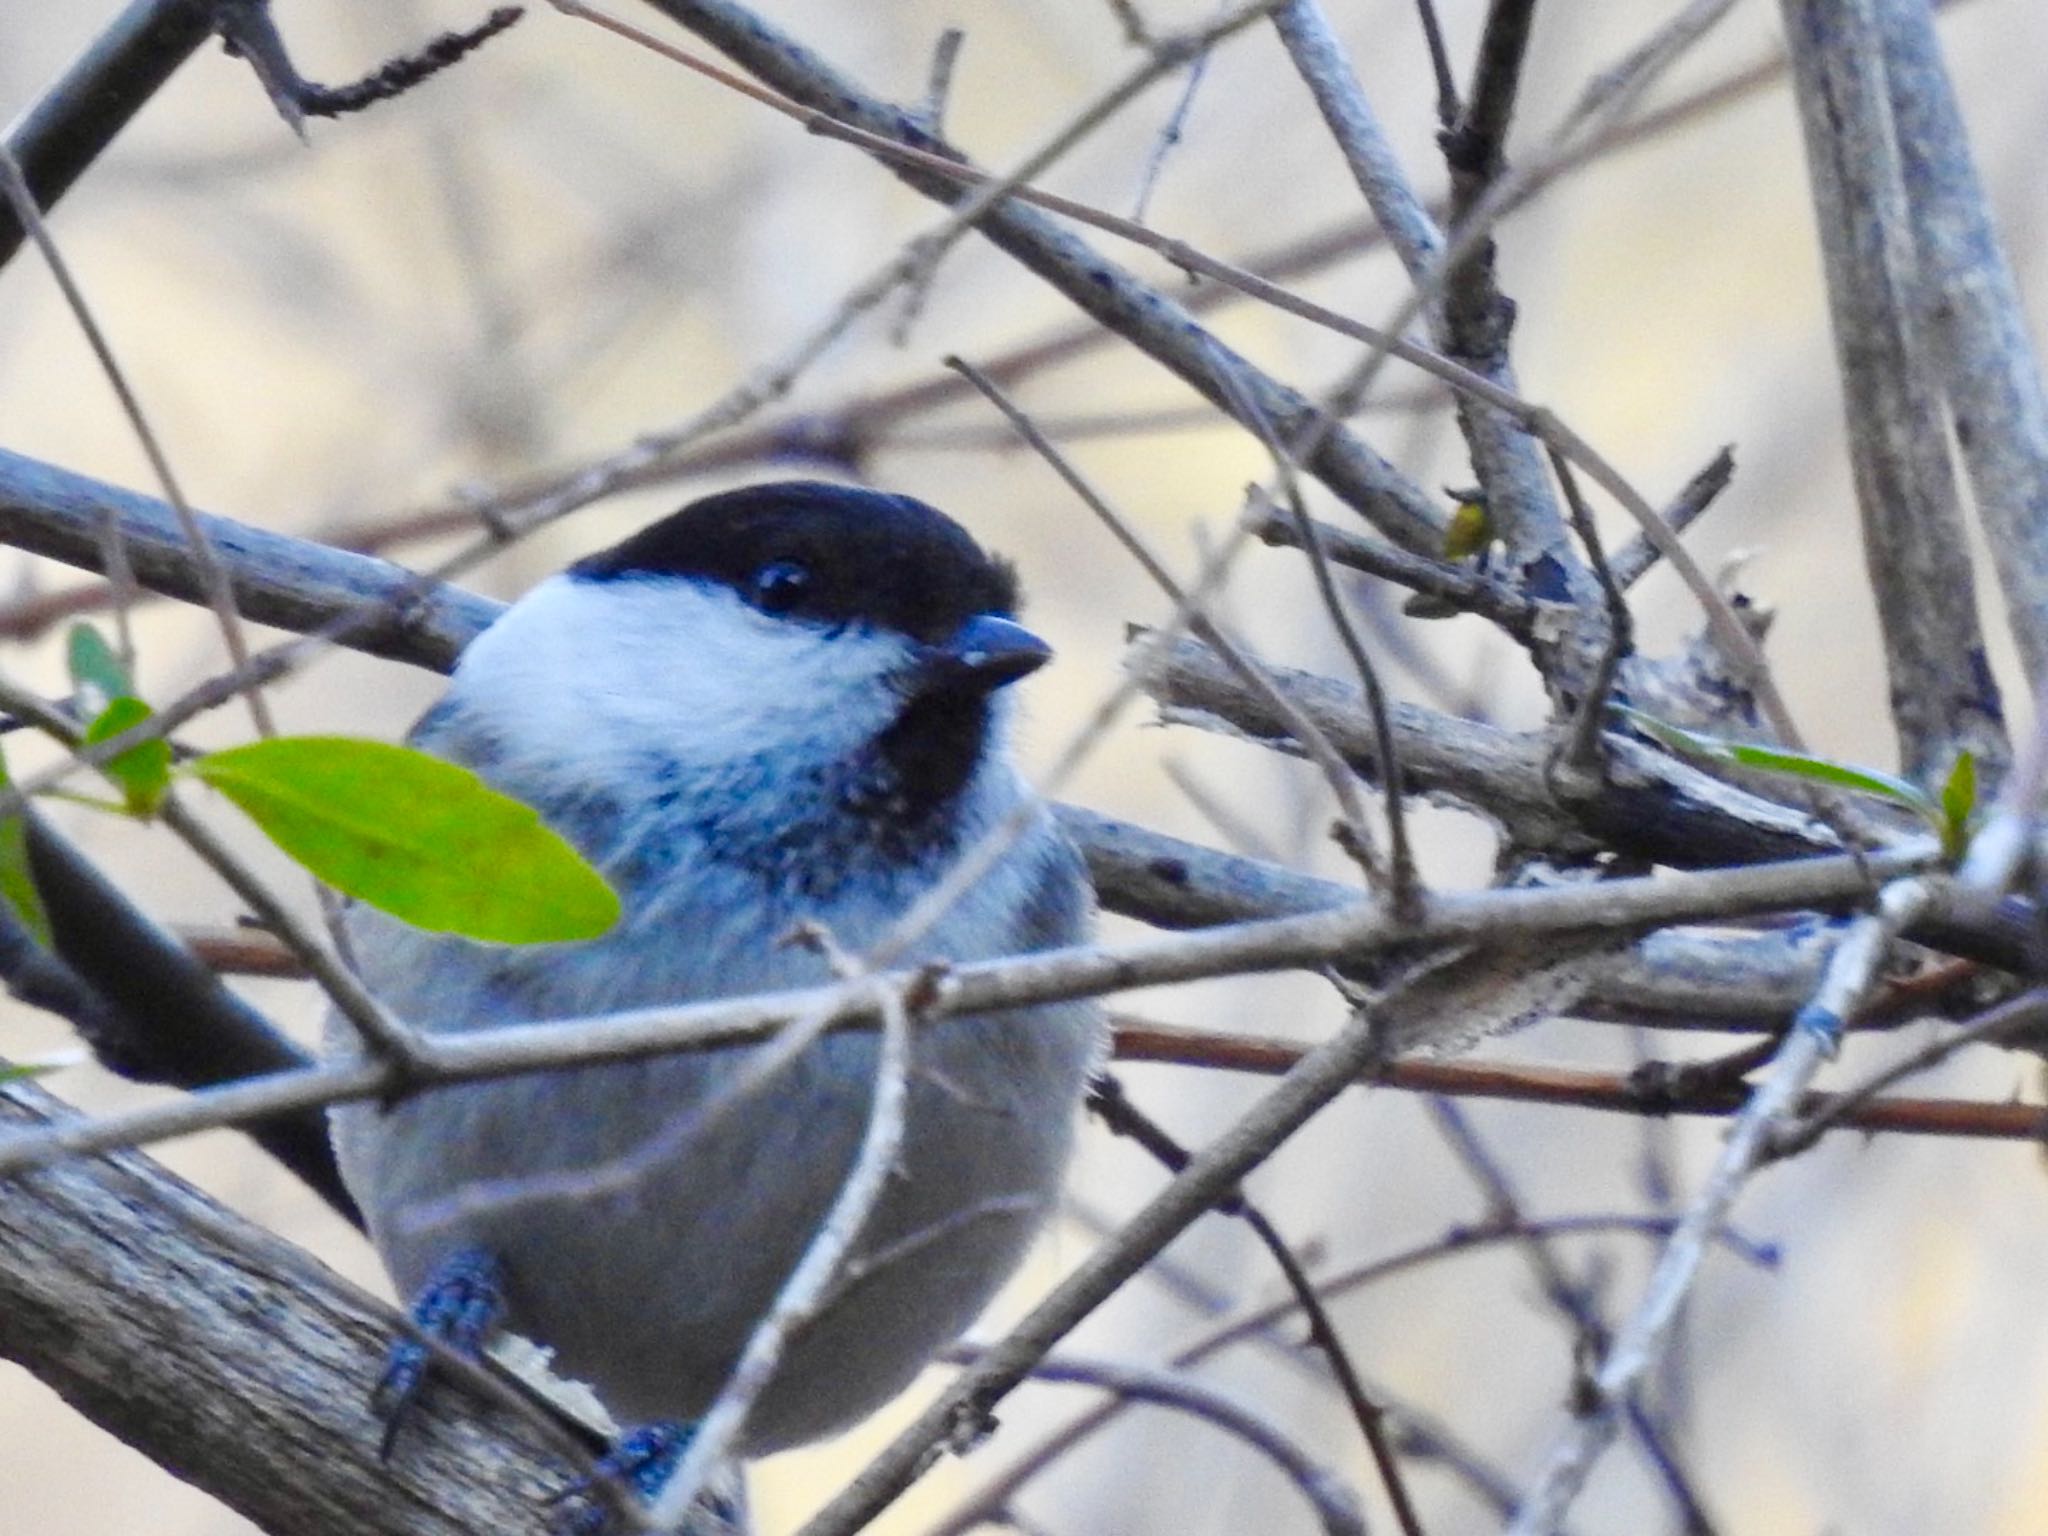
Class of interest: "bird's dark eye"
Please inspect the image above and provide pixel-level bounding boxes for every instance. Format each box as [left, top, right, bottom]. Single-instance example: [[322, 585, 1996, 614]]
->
[[751, 560, 811, 613]]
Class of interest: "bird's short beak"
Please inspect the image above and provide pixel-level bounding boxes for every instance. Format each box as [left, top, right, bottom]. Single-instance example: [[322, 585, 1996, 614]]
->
[[920, 614, 1053, 694]]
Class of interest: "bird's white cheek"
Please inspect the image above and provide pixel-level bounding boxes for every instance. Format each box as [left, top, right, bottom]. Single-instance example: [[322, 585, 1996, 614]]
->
[[447, 574, 912, 771]]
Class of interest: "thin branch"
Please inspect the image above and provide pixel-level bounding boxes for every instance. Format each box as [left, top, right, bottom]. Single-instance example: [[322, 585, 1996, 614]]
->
[[1111, 1018, 2047, 1141], [947, 1350, 1367, 1536], [1218, 349, 1418, 904], [0, 144, 275, 738], [947, 355, 1388, 887], [190, 816, 1968, 1039], [216, 3, 525, 132], [0, 840, 1947, 1184], [1506, 876, 1935, 1532], [1412, 0, 1459, 128], [1271, 0, 1574, 600], [1086, 1075, 1423, 1536], [646, 974, 913, 1527], [1609, 447, 1735, 591], [1127, 11, 1213, 223], [1548, 446, 1633, 783], [1768, 986, 2048, 1157]]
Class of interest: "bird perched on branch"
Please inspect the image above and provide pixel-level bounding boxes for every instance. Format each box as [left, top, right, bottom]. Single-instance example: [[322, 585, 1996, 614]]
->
[[328, 481, 1099, 1526]]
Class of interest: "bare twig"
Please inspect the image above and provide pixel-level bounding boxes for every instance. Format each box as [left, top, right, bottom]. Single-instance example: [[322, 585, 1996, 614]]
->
[[1778, 0, 2009, 785], [645, 975, 913, 1527], [1411, 0, 1459, 127], [1112, 1017, 2047, 1141], [1506, 876, 1936, 1531], [946, 1349, 1367, 1536], [0, 839, 1948, 1184], [1609, 447, 1735, 591], [0, 144, 274, 738], [1086, 1075, 1423, 1536], [1213, 343, 1419, 904], [1271, 0, 1572, 599], [1127, 7, 1214, 222], [1548, 447, 1634, 783], [947, 355, 1387, 886], [1769, 986, 2048, 1157], [216, 3, 525, 132]]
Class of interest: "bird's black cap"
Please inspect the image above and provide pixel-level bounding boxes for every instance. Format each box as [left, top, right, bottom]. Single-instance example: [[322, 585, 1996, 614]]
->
[[572, 481, 1020, 644]]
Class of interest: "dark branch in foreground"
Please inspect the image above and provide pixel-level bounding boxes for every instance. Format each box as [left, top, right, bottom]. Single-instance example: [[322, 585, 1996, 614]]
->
[[0, 0, 216, 272]]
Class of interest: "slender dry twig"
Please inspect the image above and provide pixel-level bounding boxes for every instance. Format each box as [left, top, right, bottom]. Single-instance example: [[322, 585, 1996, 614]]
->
[[1769, 986, 2048, 1157], [1271, 0, 1571, 591], [0, 143, 273, 737], [1086, 1075, 1423, 1536], [1214, 347, 1418, 906], [1505, 875, 1935, 1531], [1548, 447, 1634, 782], [645, 972, 914, 1528], [0, 837, 1947, 1184], [1608, 447, 1735, 591], [946, 355, 1387, 886], [944, 1349, 1367, 1536], [1126, 2, 1216, 222], [1114, 1018, 2047, 1142]]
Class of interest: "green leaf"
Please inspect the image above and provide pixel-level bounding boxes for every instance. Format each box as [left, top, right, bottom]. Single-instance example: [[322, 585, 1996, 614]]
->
[[84, 696, 173, 816], [0, 742, 51, 948], [1618, 707, 1940, 820], [189, 736, 620, 944], [66, 623, 131, 716], [0, 1049, 87, 1084], [1939, 750, 1978, 862], [1443, 500, 1493, 561]]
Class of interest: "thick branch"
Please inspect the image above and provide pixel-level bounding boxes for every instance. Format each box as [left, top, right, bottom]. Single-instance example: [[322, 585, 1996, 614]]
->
[[1137, 627, 1835, 866], [6, 451, 2043, 986], [0, 1077, 568, 1536], [0, 448, 496, 668], [1778, 0, 2007, 784], [1877, 0, 2048, 699]]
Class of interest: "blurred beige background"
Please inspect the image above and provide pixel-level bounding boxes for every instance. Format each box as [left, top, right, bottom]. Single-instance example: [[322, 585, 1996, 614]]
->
[[4, 1, 2048, 1532]]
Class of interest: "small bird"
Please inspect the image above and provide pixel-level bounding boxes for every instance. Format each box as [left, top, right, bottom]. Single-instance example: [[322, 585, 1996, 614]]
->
[[328, 482, 1100, 1510]]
